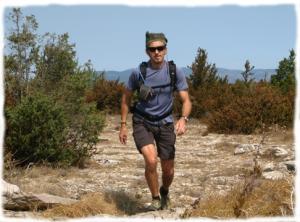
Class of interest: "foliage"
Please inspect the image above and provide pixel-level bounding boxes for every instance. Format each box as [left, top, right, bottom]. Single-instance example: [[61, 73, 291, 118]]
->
[[85, 73, 125, 114], [4, 8, 105, 167], [205, 83, 294, 134], [189, 48, 226, 90], [188, 82, 232, 118], [59, 71, 105, 167], [53, 64, 106, 167], [241, 60, 255, 85], [271, 49, 296, 93], [63, 102, 105, 167], [184, 48, 228, 118], [5, 8, 39, 104], [34, 33, 77, 93], [187, 48, 295, 134], [5, 94, 67, 165]]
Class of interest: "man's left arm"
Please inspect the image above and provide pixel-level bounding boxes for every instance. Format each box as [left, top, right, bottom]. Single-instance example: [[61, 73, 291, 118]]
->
[[175, 90, 192, 135]]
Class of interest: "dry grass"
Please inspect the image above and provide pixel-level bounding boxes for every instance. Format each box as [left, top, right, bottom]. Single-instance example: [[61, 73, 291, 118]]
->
[[258, 128, 294, 146], [188, 178, 294, 219], [214, 141, 235, 152], [42, 190, 144, 219], [104, 190, 144, 215], [42, 192, 124, 218], [3, 164, 87, 197]]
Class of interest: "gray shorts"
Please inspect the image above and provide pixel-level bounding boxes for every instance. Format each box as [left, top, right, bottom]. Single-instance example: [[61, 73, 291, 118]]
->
[[132, 115, 176, 160]]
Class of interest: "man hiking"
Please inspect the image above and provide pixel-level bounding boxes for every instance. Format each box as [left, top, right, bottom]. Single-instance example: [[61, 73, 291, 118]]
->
[[119, 31, 192, 211]]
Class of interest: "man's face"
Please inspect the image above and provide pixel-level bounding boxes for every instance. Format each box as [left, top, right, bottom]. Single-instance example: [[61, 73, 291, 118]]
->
[[146, 41, 167, 64]]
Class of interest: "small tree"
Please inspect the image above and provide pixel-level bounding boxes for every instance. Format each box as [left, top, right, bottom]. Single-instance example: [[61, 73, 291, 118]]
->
[[241, 60, 255, 84], [189, 48, 220, 89], [35, 32, 77, 94], [271, 49, 295, 93], [5, 8, 39, 103]]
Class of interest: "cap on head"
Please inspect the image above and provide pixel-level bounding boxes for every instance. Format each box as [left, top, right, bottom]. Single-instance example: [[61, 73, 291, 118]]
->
[[145, 31, 168, 47]]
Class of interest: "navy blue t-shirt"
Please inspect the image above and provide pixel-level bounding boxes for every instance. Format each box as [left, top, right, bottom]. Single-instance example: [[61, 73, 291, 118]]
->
[[127, 60, 188, 124]]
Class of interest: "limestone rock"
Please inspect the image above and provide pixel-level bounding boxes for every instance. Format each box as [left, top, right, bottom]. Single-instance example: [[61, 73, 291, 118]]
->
[[3, 192, 78, 211], [3, 209, 37, 218], [262, 171, 285, 180], [262, 162, 275, 172], [272, 147, 288, 157], [2, 179, 20, 195], [234, 144, 259, 155]]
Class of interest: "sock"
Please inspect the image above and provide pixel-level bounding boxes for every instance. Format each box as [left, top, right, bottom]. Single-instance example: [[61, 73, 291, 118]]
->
[[160, 186, 169, 196], [152, 195, 160, 200]]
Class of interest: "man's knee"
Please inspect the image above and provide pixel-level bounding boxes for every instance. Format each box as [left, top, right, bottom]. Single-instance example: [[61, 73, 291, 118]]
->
[[161, 160, 174, 176], [145, 157, 158, 172], [162, 167, 174, 177], [141, 144, 158, 172]]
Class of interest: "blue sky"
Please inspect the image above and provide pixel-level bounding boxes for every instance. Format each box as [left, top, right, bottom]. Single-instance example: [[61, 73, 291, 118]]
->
[[3, 4, 296, 71]]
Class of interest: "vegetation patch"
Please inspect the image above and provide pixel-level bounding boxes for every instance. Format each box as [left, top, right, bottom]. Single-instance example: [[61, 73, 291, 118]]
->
[[42, 192, 124, 218], [186, 178, 294, 219]]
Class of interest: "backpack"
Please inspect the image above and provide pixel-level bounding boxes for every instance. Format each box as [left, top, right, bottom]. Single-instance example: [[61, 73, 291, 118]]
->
[[130, 61, 177, 121], [138, 60, 177, 92]]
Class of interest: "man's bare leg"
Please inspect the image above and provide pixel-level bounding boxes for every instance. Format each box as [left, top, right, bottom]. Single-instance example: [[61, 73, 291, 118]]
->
[[161, 159, 174, 190], [160, 159, 174, 209], [141, 144, 159, 197]]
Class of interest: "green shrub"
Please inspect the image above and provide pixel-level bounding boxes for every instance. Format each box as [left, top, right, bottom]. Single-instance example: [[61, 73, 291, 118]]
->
[[63, 102, 105, 167], [55, 73, 106, 166], [5, 94, 67, 164]]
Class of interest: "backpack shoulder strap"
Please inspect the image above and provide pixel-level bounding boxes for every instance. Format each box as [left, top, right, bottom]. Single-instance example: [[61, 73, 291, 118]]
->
[[168, 60, 177, 91], [139, 62, 148, 82]]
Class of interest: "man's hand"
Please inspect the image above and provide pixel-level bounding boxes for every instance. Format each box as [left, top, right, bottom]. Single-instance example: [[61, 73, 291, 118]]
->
[[119, 125, 128, 144], [175, 118, 187, 135]]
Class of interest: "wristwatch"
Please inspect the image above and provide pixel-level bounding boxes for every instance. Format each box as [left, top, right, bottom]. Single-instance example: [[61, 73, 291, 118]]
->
[[181, 116, 189, 122]]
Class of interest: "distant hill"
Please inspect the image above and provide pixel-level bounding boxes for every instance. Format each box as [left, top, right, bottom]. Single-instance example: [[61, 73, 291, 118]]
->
[[99, 67, 276, 83]]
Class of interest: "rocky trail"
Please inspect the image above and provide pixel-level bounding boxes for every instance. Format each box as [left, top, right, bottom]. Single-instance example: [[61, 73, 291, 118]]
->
[[3, 115, 295, 220]]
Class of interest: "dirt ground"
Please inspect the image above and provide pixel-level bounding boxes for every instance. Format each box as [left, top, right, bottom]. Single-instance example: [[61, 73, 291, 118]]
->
[[3, 114, 295, 217]]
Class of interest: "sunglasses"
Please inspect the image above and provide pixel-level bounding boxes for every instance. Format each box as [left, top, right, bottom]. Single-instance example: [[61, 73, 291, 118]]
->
[[147, 45, 166, 52]]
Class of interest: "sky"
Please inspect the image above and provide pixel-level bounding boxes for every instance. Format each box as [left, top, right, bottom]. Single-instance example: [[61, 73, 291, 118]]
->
[[3, 3, 296, 71]]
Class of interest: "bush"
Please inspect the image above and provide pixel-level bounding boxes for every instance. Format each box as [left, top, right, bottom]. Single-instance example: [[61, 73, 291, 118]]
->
[[63, 102, 105, 167], [205, 98, 260, 134], [188, 83, 233, 119], [85, 73, 125, 114], [205, 84, 294, 134], [5, 89, 105, 167], [55, 73, 106, 166], [5, 94, 67, 165]]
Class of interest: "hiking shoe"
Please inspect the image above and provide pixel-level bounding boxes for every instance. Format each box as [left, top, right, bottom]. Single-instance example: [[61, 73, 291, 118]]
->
[[147, 198, 162, 211], [160, 194, 170, 210], [160, 186, 170, 210]]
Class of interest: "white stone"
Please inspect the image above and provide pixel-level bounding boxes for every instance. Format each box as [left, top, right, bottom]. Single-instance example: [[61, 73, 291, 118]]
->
[[273, 147, 288, 157], [234, 144, 259, 155], [2, 180, 21, 196], [3, 192, 78, 211], [262, 162, 275, 172], [262, 171, 285, 180]]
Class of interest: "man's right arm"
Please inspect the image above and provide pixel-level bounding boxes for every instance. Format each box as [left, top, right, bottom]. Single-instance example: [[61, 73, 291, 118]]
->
[[119, 89, 132, 144]]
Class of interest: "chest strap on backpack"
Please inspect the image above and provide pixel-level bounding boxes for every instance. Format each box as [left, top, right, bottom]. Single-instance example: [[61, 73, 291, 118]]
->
[[133, 107, 173, 122], [138, 61, 177, 91], [131, 61, 177, 119]]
